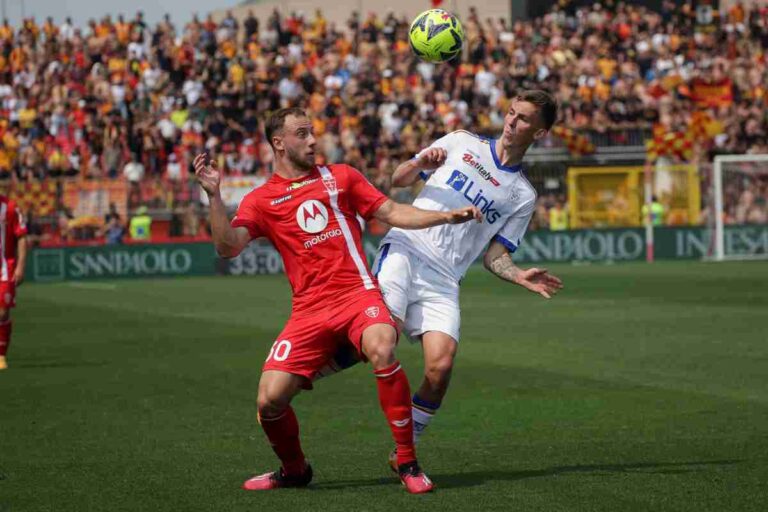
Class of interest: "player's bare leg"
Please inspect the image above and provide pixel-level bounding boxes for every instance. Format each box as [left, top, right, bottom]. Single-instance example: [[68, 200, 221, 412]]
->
[[0, 309, 11, 370], [413, 330, 458, 441], [361, 323, 434, 494], [242, 370, 312, 490]]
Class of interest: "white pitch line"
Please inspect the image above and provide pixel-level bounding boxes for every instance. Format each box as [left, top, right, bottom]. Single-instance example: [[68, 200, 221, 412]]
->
[[66, 282, 119, 291]]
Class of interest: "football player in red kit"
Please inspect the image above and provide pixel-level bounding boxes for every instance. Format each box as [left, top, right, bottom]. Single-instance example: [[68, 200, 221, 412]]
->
[[0, 196, 28, 370], [194, 107, 481, 494]]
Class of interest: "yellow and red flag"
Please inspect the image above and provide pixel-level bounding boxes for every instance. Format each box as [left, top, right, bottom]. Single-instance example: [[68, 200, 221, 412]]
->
[[552, 126, 596, 157], [686, 110, 724, 142], [646, 126, 694, 162], [10, 180, 57, 216]]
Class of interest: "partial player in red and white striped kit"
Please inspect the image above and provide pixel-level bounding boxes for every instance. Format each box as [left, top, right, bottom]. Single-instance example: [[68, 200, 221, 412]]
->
[[0, 195, 28, 370], [193, 107, 481, 494]]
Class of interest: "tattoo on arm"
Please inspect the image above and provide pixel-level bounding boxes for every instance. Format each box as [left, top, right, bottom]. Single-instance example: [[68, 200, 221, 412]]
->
[[487, 252, 520, 283]]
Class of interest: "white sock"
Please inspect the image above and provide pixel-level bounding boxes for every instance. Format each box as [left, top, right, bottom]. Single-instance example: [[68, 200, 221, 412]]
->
[[412, 407, 434, 444], [411, 394, 441, 444]]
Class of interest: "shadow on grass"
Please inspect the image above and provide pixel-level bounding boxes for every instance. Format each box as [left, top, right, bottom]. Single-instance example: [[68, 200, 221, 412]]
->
[[309, 459, 743, 491]]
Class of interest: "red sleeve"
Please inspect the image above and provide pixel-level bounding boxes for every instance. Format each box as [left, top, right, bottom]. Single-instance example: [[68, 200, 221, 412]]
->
[[10, 202, 27, 238], [230, 193, 265, 240], [344, 165, 388, 220]]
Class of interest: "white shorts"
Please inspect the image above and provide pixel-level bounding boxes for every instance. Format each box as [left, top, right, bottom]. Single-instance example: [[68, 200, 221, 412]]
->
[[373, 242, 461, 343]]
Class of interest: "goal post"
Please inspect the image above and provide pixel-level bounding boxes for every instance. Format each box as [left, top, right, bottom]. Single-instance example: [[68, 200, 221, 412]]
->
[[712, 154, 768, 261]]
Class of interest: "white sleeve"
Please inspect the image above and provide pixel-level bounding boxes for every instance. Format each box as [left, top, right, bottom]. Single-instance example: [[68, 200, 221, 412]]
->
[[494, 202, 535, 253], [415, 132, 458, 181]]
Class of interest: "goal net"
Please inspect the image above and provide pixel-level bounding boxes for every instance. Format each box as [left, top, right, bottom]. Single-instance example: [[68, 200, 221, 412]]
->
[[711, 154, 768, 261]]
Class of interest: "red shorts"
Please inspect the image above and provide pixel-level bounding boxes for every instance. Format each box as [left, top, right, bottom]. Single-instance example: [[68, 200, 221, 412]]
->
[[263, 290, 398, 387], [0, 281, 15, 309]]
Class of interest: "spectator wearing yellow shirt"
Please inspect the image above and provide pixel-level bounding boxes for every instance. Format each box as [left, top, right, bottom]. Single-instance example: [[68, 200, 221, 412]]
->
[[229, 60, 245, 86], [220, 39, 237, 60], [9, 46, 26, 72], [95, 16, 112, 38], [170, 100, 189, 128], [0, 20, 13, 41], [115, 15, 131, 45], [0, 144, 11, 178], [43, 17, 59, 40], [47, 148, 68, 176], [247, 35, 260, 61], [18, 107, 36, 130], [108, 56, 128, 76], [549, 200, 569, 231], [311, 9, 327, 37], [641, 196, 665, 226], [22, 18, 39, 41], [597, 55, 617, 81], [2, 126, 20, 164], [129, 206, 152, 241]]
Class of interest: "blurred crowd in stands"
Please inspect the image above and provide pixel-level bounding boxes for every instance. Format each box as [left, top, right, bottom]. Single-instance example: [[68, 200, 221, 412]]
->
[[4, 0, 768, 244], [721, 171, 768, 225]]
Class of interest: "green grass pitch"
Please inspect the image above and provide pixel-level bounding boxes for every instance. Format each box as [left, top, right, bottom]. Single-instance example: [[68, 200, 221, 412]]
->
[[2, 261, 767, 511]]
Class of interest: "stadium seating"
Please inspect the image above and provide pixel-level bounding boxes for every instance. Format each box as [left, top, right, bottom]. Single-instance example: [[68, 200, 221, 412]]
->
[[2, 2, 767, 238]]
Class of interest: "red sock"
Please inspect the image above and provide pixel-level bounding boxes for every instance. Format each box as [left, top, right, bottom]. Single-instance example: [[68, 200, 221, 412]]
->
[[374, 361, 416, 466], [0, 321, 11, 357], [259, 406, 306, 476]]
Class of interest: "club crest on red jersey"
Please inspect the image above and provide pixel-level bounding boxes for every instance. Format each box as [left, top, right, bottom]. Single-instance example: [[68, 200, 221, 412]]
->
[[296, 199, 329, 233], [322, 177, 337, 194], [365, 306, 380, 318]]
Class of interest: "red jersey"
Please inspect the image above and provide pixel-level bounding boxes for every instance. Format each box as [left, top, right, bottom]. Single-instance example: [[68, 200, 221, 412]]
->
[[0, 196, 27, 282], [231, 164, 388, 311]]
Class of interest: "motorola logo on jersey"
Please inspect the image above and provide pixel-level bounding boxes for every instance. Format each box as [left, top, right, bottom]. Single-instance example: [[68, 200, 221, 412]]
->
[[446, 170, 501, 224], [462, 153, 500, 186], [304, 228, 343, 249], [296, 199, 329, 233]]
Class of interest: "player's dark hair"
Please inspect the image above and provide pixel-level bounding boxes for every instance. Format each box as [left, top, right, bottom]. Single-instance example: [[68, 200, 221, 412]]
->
[[264, 107, 308, 148], [517, 90, 558, 130]]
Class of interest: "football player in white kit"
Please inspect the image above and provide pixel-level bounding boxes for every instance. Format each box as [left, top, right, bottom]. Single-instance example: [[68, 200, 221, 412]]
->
[[320, 90, 564, 468], [377, 89, 563, 460]]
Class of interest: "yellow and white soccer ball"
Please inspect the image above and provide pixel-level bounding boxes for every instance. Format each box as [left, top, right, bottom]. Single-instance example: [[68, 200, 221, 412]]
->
[[408, 9, 465, 63]]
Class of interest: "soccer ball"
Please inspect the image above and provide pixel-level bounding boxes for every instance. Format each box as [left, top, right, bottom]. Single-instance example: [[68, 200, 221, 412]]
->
[[408, 9, 465, 63]]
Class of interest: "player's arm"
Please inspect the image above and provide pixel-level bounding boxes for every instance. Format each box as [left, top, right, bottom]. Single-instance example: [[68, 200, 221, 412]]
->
[[193, 153, 250, 258], [391, 147, 447, 187], [13, 235, 26, 286], [373, 199, 482, 229], [483, 240, 563, 299]]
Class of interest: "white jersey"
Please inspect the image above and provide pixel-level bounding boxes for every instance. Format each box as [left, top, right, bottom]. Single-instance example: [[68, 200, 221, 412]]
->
[[383, 130, 536, 282]]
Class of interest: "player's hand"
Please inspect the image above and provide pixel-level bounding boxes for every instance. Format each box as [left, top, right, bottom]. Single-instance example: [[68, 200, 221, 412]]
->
[[446, 206, 483, 224], [193, 153, 221, 196], [514, 268, 563, 299], [13, 267, 24, 286], [416, 148, 447, 170]]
